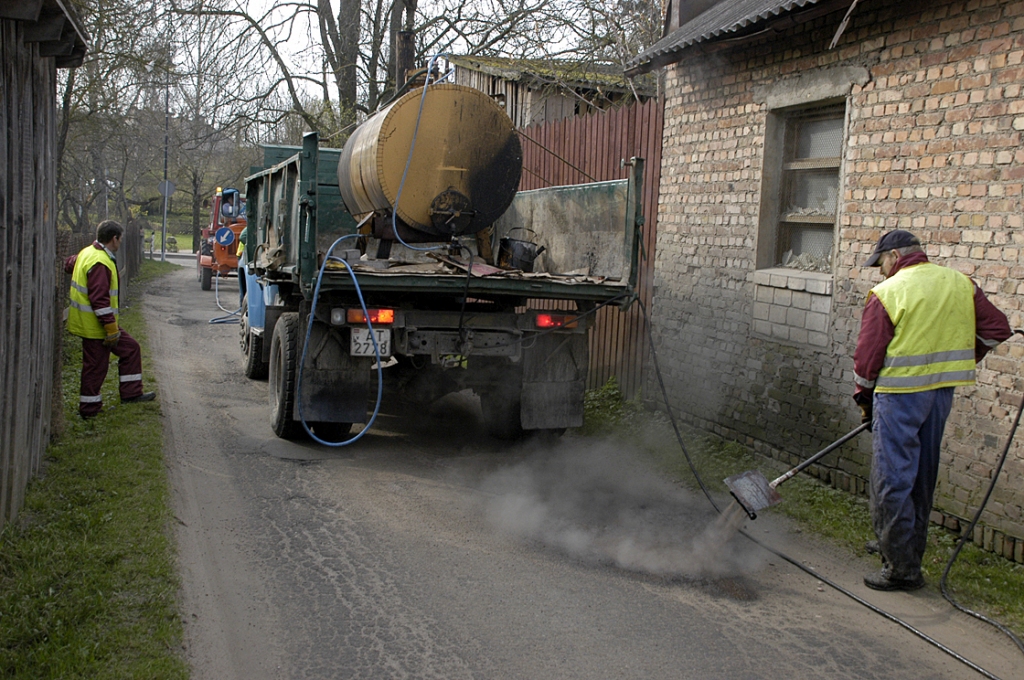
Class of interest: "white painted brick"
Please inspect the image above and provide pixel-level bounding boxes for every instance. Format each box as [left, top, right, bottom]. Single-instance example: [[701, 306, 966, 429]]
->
[[789, 327, 809, 344], [753, 319, 772, 336], [791, 291, 811, 310], [774, 289, 793, 306], [810, 295, 832, 314], [806, 311, 829, 333], [786, 308, 807, 326], [805, 278, 829, 294], [769, 305, 788, 324], [753, 302, 770, 320], [771, 323, 790, 340], [769, 273, 788, 288], [756, 285, 774, 302], [787, 277, 806, 291], [752, 270, 772, 285]]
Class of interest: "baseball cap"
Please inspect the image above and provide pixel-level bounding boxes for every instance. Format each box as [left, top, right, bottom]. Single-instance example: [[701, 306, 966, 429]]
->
[[863, 230, 921, 267]]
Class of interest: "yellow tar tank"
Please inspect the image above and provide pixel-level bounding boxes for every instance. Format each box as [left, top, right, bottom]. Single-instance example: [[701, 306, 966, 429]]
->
[[337, 83, 522, 238]]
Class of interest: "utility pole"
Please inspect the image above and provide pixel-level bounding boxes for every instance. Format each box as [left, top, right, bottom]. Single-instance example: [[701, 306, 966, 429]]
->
[[160, 50, 170, 264]]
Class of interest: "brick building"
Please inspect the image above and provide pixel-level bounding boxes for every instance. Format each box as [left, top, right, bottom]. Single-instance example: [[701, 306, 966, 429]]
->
[[627, 0, 1024, 561]]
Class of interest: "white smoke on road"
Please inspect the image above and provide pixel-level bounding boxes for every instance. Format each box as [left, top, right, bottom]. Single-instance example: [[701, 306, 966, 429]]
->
[[480, 442, 762, 578]]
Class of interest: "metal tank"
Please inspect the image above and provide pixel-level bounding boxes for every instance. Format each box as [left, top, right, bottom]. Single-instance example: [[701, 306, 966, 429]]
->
[[337, 83, 522, 238]]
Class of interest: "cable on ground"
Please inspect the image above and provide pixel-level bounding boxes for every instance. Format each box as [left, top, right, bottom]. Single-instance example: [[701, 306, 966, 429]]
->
[[209, 269, 240, 324], [636, 298, 1016, 680], [938, 329, 1024, 656]]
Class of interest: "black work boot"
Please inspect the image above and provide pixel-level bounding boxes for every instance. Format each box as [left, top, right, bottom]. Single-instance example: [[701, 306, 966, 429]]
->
[[864, 565, 925, 592], [865, 540, 880, 555], [122, 392, 156, 404]]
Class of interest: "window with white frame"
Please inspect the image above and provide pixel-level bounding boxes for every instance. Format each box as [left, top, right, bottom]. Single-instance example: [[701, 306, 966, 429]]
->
[[773, 105, 844, 272]]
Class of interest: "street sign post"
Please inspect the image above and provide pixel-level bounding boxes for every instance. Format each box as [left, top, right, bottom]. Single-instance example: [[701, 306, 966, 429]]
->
[[158, 180, 175, 263]]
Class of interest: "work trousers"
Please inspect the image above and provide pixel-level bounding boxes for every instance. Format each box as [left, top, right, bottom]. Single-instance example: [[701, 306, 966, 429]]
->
[[871, 387, 954, 578], [79, 330, 144, 416]]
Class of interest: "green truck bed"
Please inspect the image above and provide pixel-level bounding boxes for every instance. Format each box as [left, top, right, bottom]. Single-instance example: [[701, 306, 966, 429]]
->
[[245, 133, 644, 304]]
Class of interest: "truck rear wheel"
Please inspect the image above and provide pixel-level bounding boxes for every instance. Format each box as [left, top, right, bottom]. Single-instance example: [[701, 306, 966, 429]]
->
[[240, 296, 268, 380], [269, 312, 303, 439], [200, 266, 212, 291]]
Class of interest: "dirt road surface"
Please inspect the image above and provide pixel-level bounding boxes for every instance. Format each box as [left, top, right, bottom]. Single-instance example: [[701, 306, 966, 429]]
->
[[144, 267, 1021, 679]]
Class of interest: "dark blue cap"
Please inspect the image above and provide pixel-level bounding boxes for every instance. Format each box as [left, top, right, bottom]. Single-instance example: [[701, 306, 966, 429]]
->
[[864, 230, 921, 267]]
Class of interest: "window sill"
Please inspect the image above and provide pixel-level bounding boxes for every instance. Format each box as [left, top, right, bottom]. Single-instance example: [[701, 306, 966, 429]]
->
[[752, 267, 832, 295]]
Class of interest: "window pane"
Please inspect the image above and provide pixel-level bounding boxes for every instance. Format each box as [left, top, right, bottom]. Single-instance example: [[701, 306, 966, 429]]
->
[[796, 117, 843, 158], [785, 170, 838, 216], [779, 225, 833, 272]]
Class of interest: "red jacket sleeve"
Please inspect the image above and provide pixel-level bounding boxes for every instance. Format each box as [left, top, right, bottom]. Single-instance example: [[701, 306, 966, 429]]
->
[[853, 294, 893, 403], [86, 263, 117, 326], [973, 283, 1011, 361]]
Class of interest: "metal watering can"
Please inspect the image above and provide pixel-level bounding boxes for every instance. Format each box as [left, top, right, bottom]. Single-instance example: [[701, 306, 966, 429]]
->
[[497, 228, 546, 272]]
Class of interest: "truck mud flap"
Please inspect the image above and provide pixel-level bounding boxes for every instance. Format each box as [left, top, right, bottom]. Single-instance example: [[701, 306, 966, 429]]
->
[[520, 332, 587, 430], [297, 321, 372, 424]]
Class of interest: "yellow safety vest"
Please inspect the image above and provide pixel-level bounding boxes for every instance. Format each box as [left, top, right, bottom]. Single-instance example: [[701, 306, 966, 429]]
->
[[67, 244, 119, 339], [870, 262, 975, 393]]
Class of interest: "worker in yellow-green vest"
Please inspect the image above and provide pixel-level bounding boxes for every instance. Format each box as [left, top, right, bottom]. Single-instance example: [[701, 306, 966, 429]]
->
[[65, 220, 155, 419], [854, 230, 1010, 591]]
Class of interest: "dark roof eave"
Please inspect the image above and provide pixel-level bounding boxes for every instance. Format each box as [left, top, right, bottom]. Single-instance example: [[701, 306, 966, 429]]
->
[[627, 0, 849, 75]]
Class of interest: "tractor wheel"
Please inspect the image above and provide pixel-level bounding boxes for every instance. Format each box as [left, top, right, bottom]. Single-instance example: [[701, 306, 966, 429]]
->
[[240, 296, 268, 380], [200, 266, 212, 291], [269, 312, 303, 439], [480, 392, 525, 441]]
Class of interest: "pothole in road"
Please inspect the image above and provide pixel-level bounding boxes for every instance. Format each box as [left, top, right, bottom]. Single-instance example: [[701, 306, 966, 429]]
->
[[166, 316, 204, 326]]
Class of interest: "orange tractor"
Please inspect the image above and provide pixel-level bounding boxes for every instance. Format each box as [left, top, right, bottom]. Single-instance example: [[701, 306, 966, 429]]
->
[[197, 187, 246, 290]]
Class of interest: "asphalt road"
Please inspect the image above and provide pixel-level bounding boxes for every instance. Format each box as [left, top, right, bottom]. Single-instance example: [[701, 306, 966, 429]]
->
[[143, 265, 1021, 680]]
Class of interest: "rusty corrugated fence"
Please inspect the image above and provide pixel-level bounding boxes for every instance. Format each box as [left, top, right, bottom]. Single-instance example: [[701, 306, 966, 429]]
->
[[518, 98, 663, 397]]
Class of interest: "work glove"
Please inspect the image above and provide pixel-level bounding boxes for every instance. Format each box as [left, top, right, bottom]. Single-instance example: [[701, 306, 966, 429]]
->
[[103, 322, 121, 349], [859, 402, 873, 431]]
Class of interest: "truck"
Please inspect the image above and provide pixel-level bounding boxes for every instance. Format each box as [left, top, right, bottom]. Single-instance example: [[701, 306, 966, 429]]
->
[[197, 186, 246, 291], [240, 82, 644, 442]]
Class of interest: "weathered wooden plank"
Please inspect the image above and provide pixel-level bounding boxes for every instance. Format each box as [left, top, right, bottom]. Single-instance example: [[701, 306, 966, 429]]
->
[[0, 14, 67, 531]]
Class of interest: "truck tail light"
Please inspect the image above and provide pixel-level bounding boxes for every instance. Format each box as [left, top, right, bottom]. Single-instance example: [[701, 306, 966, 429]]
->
[[535, 313, 578, 329], [347, 308, 395, 325]]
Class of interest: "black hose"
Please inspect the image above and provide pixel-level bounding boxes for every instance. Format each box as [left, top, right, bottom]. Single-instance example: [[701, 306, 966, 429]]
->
[[938, 329, 1024, 656], [636, 298, 1011, 680]]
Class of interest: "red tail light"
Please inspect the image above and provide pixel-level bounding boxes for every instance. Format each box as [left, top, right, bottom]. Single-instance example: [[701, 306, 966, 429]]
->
[[347, 308, 395, 325], [535, 313, 578, 329]]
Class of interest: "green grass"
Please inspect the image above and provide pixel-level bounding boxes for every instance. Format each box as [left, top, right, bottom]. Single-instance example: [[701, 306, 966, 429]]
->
[[145, 231, 193, 254], [581, 379, 1024, 639], [0, 259, 187, 679]]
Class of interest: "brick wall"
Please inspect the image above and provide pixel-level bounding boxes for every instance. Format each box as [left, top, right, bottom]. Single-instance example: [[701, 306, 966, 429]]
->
[[653, 0, 1024, 557]]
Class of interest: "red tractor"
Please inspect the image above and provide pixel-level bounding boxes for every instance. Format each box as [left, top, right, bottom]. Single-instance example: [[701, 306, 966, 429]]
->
[[197, 187, 246, 290]]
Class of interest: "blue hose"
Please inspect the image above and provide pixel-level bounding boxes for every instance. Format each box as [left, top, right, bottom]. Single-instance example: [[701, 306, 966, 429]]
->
[[294, 234, 384, 447]]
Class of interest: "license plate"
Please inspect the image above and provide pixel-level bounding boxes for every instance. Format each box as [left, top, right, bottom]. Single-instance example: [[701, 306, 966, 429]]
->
[[350, 328, 391, 357]]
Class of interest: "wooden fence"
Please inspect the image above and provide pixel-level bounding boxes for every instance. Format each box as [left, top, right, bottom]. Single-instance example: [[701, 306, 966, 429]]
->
[[518, 98, 663, 397], [1, 18, 61, 532]]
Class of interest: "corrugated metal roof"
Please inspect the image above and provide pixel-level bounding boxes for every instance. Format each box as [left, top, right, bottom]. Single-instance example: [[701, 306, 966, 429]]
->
[[625, 0, 823, 74]]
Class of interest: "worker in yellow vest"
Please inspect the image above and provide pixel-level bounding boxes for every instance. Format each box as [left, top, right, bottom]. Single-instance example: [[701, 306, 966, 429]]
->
[[854, 230, 1010, 591], [65, 221, 155, 419]]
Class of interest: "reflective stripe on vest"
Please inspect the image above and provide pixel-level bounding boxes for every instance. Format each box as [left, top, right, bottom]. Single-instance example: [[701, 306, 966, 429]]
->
[[67, 245, 119, 339], [870, 262, 975, 393]]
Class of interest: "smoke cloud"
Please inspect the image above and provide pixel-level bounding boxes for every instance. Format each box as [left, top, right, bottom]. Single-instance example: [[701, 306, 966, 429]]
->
[[479, 442, 762, 579]]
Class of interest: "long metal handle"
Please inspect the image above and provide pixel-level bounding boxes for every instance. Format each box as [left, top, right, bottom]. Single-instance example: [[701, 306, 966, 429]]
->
[[769, 421, 871, 489]]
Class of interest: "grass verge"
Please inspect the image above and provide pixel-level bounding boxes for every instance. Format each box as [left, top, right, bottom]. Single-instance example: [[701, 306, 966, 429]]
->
[[582, 378, 1024, 639], [0, 259, 187, 679]]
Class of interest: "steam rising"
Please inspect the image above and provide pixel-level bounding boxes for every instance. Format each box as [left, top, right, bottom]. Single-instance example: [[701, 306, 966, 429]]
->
[[480, 442, 760, 578]]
